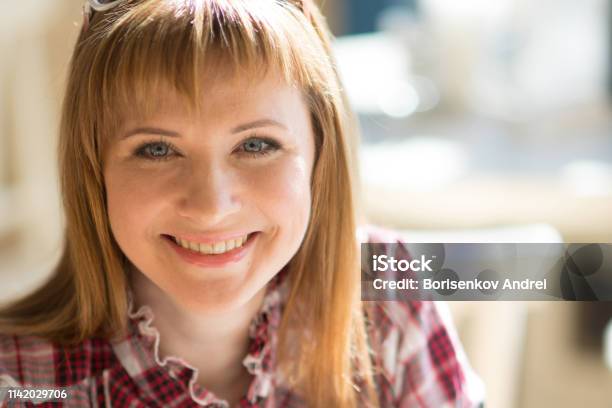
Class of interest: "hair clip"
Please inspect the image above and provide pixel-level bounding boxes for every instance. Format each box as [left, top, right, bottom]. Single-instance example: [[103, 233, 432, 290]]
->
[[88, 0, 124, 12], [82, 0, 124, 32]]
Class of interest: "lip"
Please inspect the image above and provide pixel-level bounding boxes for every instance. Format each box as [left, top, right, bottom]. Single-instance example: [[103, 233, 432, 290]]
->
[[162, 232, 259, 268]]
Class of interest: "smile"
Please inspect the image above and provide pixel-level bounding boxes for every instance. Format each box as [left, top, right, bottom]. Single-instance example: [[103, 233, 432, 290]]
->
[[163, 232, 259, 268], [171, 234, 249, 255]]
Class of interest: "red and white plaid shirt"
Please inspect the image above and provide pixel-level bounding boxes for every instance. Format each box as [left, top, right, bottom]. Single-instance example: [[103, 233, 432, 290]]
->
[[0, 226, 484, 407]]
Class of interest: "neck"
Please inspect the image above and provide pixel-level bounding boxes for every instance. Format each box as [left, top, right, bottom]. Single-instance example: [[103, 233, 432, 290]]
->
[[130, 271, 265, 405]]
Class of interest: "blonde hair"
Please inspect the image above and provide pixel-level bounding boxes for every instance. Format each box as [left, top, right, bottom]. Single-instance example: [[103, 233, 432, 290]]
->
[[0, 1, 376, 406]]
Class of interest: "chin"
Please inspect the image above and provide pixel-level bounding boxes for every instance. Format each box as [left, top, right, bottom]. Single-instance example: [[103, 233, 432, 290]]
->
[[172, 281, 260, 315]]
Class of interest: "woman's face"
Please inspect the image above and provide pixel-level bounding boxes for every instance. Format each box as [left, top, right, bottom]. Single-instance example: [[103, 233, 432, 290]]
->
[[103, 71, 315, 313]]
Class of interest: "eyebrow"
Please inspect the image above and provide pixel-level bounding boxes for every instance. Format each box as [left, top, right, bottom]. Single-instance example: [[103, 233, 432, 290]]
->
[[121, 127, 180, 139], [230, 119, 287, 133], [121, 118, 287, 139]]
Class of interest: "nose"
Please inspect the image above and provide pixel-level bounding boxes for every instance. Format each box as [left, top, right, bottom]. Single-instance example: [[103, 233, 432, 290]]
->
[[176, 160, 242, 225]]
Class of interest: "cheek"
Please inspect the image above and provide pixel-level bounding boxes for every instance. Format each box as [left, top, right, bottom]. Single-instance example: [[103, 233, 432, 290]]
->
[[249, 155, 313, 239], [104, 165, 168, 249]]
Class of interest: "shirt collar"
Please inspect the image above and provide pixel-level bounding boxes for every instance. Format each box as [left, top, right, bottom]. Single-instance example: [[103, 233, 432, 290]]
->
[[114, 266, 289, 406]]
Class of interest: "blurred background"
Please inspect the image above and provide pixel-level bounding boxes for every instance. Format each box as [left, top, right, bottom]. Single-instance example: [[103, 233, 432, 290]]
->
[[1, 0, 612, 406]]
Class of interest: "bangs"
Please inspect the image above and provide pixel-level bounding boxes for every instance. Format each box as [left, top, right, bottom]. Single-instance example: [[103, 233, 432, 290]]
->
[[82, 0, 332, 138]]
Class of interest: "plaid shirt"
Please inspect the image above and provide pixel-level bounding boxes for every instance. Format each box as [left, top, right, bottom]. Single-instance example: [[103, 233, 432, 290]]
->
[[0, 226, 484, 407]]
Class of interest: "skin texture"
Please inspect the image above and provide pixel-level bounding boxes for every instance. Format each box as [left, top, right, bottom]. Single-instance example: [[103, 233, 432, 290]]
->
[[102, 71, 315, 404]]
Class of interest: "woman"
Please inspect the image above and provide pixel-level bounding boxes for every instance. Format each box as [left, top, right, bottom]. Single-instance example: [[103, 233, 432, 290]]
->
[[0, 0, 483, 406]]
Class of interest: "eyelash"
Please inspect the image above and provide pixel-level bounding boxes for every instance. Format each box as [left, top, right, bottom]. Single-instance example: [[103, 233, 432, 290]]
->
[[133, 136, 282, 162]]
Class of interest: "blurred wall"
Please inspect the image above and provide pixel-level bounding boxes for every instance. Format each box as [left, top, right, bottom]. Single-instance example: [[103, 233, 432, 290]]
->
[[0, 0, 82, 298]]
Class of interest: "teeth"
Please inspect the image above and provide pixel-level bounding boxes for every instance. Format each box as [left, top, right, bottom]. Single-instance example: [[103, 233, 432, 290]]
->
[[174, 234, 250, 255], [213, 242, 225, 254]]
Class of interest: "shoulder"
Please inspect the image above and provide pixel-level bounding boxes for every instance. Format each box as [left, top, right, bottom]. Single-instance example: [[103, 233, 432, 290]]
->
[[0, 333, 117, 388], [368, 301, 484, 407], [0, 333, 56, 387], [358, 224, 485, 407]]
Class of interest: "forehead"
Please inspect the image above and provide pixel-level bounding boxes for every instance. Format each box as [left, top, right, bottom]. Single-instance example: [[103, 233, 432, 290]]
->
[[113, 67, 310, 135], [119, 68, 309, 129]]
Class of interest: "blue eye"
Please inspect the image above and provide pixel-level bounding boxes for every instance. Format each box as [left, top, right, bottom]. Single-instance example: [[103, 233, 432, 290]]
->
[[134, 141, 177, 161], [239, 137, 280, 156], [244, 139, 267, 152]]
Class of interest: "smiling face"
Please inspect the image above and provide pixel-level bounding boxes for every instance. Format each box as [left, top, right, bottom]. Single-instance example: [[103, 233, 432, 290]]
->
[[103, 71, 315, 313]]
